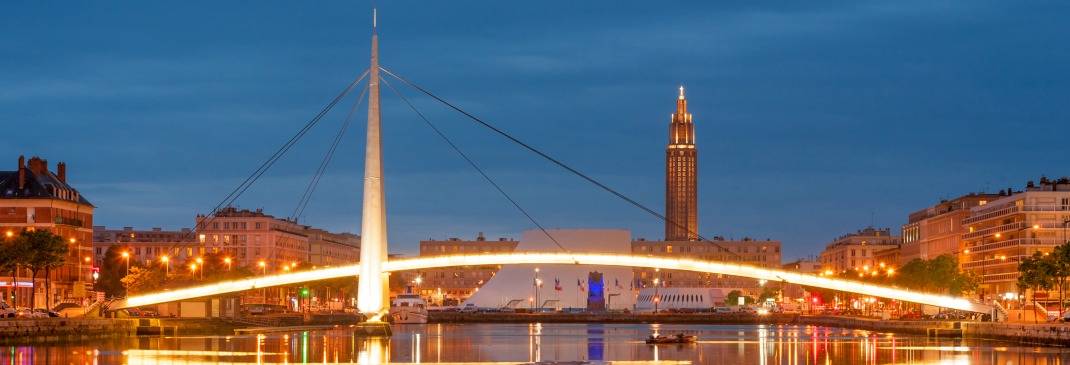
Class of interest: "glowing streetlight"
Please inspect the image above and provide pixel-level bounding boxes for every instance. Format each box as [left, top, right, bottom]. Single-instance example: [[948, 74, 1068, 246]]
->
[[160, 255, 170, 275], [189, 263, 197, 275], [258, 261, 267, 275], [223, 257, 232, 272], [121, 251, 131, 275], [69, 237, 76, 244], [4, 231, 12, 238]]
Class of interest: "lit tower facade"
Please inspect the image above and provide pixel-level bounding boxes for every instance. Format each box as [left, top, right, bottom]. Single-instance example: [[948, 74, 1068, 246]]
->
[[665, 86, 698, 241]]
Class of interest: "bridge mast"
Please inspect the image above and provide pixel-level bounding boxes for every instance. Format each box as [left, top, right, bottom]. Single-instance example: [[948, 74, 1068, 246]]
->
[[357, 8, 389, 318]]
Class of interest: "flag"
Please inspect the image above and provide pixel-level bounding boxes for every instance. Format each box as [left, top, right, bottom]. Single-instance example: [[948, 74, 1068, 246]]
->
[[554, 278, 562, 291], [577, 279, 586, 292]]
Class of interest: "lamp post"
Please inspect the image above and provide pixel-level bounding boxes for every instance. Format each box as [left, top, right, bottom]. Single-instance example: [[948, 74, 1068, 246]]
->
[[224, 257, 232, 272], [532, 267, 540, 311], [195, 257, 204, 280], [413, 276, 423, 298], [121, 251, 130, 276], [258, 261, 267, 304], [160, 256, 169, 276], [653, 277, 661, 314]]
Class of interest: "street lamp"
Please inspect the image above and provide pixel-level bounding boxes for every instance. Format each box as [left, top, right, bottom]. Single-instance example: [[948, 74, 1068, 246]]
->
[[413, 276, 423, 297], [195, 257, 204, 279], [257, 260, 267, 303], [189, 263, 197, 277], [532, 267, 541, 311], [653, 277, 661, 314], [3, 230, 12, 239], [161, 256, 170, 276], [258, 260, 267, 275], [223, 257, 232, 272], [121, 251, 130, 276]]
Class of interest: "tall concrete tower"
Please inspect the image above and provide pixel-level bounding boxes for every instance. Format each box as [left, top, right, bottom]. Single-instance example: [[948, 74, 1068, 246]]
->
[[357, 11, 389, 318], [665, 86, 698, 241]]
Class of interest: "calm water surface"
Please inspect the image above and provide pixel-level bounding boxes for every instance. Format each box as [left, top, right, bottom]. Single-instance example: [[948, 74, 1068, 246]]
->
[[2, 323, 1068, 364]]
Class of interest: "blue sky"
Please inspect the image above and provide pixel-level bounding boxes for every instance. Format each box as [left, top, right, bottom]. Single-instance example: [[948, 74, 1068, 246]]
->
[[3, 1, 1068, 259]]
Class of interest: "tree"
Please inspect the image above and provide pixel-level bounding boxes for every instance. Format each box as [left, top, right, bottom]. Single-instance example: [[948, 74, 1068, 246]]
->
[[121, 266, 166, 295], [1050, 243, 1070, 317], [97, 245, 130, 298], [0, 235, 30, 306], [17, 230, 68, 308], [726, 289, 753, 306]]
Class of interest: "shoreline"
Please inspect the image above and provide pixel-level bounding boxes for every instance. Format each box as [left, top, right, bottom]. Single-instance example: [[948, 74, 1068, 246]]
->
[[3, 313, 1068, 346]]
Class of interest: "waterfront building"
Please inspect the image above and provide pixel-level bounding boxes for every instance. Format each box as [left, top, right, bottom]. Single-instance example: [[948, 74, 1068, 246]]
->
[[463, 229, 637, 310], [395, 233, 517, 305], [961, 177, 1070, 301], [92, 226, 199, 268], [900, 193, 998, 264], [782, 258, 821, 274], [195, 207, 359, 270], [0, 156, 94, 307], [632, 238, 781, 296], [818, 227, 900, 273], [665, 86, 698, 241]]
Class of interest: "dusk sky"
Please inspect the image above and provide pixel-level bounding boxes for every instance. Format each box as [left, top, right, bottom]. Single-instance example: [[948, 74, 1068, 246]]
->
[[3, 1, 1068, 259]]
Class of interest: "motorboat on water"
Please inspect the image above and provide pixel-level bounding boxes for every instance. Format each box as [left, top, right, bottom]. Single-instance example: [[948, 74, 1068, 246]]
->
[[389, 293, 428, 324], [645, 333, 698, 344]]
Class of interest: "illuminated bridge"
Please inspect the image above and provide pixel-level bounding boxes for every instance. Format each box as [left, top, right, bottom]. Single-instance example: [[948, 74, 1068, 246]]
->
[[117, 252, 991, 314], [115, 11, 994, 317]]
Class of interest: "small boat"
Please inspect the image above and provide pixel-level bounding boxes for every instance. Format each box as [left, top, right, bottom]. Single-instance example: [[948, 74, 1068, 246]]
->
[[645, 333, 698, 344], [389, 294, 428, 324]]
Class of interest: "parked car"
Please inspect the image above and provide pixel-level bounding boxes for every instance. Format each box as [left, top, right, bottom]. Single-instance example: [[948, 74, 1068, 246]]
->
[[460, 304, 479, 313], [15, 308, 46, 318], [33, 309, 60, 318], [714, 307, 733, 313]]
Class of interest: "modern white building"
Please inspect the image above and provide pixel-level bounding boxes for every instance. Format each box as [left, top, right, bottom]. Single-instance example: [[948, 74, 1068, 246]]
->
[[462, 228, 637, 310]]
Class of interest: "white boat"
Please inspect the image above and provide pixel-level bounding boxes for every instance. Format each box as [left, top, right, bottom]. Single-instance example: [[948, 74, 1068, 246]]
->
[[389, 294, 428, 324]]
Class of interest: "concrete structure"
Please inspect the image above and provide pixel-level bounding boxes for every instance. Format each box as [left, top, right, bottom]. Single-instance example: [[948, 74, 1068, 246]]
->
[[632, 238, 781, 296], [357, 21, 389, 317], [635, 287, 727, 312], [900, 193, 998, 264], [818, 227, 900, 273], [962, 177, 1070, 301], [92, 226, 200, 268], [462, 229, 638, 310], [196, 207, 360, 270], [0, 156, 94, 308], [665, 86, 699, 241], [395, 233, 517, 305]]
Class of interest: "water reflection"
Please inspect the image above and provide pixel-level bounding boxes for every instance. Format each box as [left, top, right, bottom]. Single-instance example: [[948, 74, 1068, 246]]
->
[[1, 323, 1068, 364]]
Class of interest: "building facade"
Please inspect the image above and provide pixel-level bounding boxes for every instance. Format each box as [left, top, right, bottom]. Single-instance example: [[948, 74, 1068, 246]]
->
[[196, 207, 359, 271], [396, 233, 518, 305], [92, 226, 200, 268], [900, 193, 998, 264], [961, 178, 1070, 301], [818, 227, 900, 273], [632, 238, 781, 295], [0, 156, 94, 307], [665, 86, 698, 241]]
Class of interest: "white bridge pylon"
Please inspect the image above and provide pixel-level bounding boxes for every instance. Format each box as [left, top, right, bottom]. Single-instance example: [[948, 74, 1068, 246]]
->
[[118, 252, 992, 313]]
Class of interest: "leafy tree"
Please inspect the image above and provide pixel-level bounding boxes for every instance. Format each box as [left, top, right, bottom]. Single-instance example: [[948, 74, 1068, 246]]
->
[[17, 229, 68, 308], [0, 234, 29, 305], [726, 289, 753, 305], [1051, 244, 1070, 317], [97, 245, 130, 298], [121, 266, 165, 295]]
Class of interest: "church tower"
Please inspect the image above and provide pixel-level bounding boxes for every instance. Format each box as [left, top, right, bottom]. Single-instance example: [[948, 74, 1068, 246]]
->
[[665, 86, 698, 241]]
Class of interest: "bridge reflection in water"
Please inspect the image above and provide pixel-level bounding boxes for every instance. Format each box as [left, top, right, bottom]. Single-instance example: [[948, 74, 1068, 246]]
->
[[3, 323, 1069, 364]]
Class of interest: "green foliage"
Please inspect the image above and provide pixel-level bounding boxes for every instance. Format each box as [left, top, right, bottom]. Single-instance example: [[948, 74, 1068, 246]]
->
[[1018, 243, 1070, 315], [726, 289, 753, 305], [16, 229, 69, 308], [121, 266, 165, 295], [892, 255, 977, 296], [97, 245, 130, 298]]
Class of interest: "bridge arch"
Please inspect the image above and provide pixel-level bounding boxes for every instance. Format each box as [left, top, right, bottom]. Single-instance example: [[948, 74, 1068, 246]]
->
[[118, 252, 989, 313]]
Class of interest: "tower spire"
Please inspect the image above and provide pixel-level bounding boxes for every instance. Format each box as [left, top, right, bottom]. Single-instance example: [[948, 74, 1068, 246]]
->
[[665, 85, 698, 241], [357, 8, 389, 318]]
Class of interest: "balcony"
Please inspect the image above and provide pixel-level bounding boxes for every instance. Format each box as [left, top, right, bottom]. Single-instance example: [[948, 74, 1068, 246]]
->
[[962, 221, 1025, 239], [964, 204, 1070, 225], [962, 256, 1020, 270], [964, 204, 1019, 224], [964, 238, 1063, 255], [53, 216, 84, 228]]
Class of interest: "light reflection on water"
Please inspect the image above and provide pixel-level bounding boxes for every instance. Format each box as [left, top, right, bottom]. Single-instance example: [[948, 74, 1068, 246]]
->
[[1, 323, 1068, 364]]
